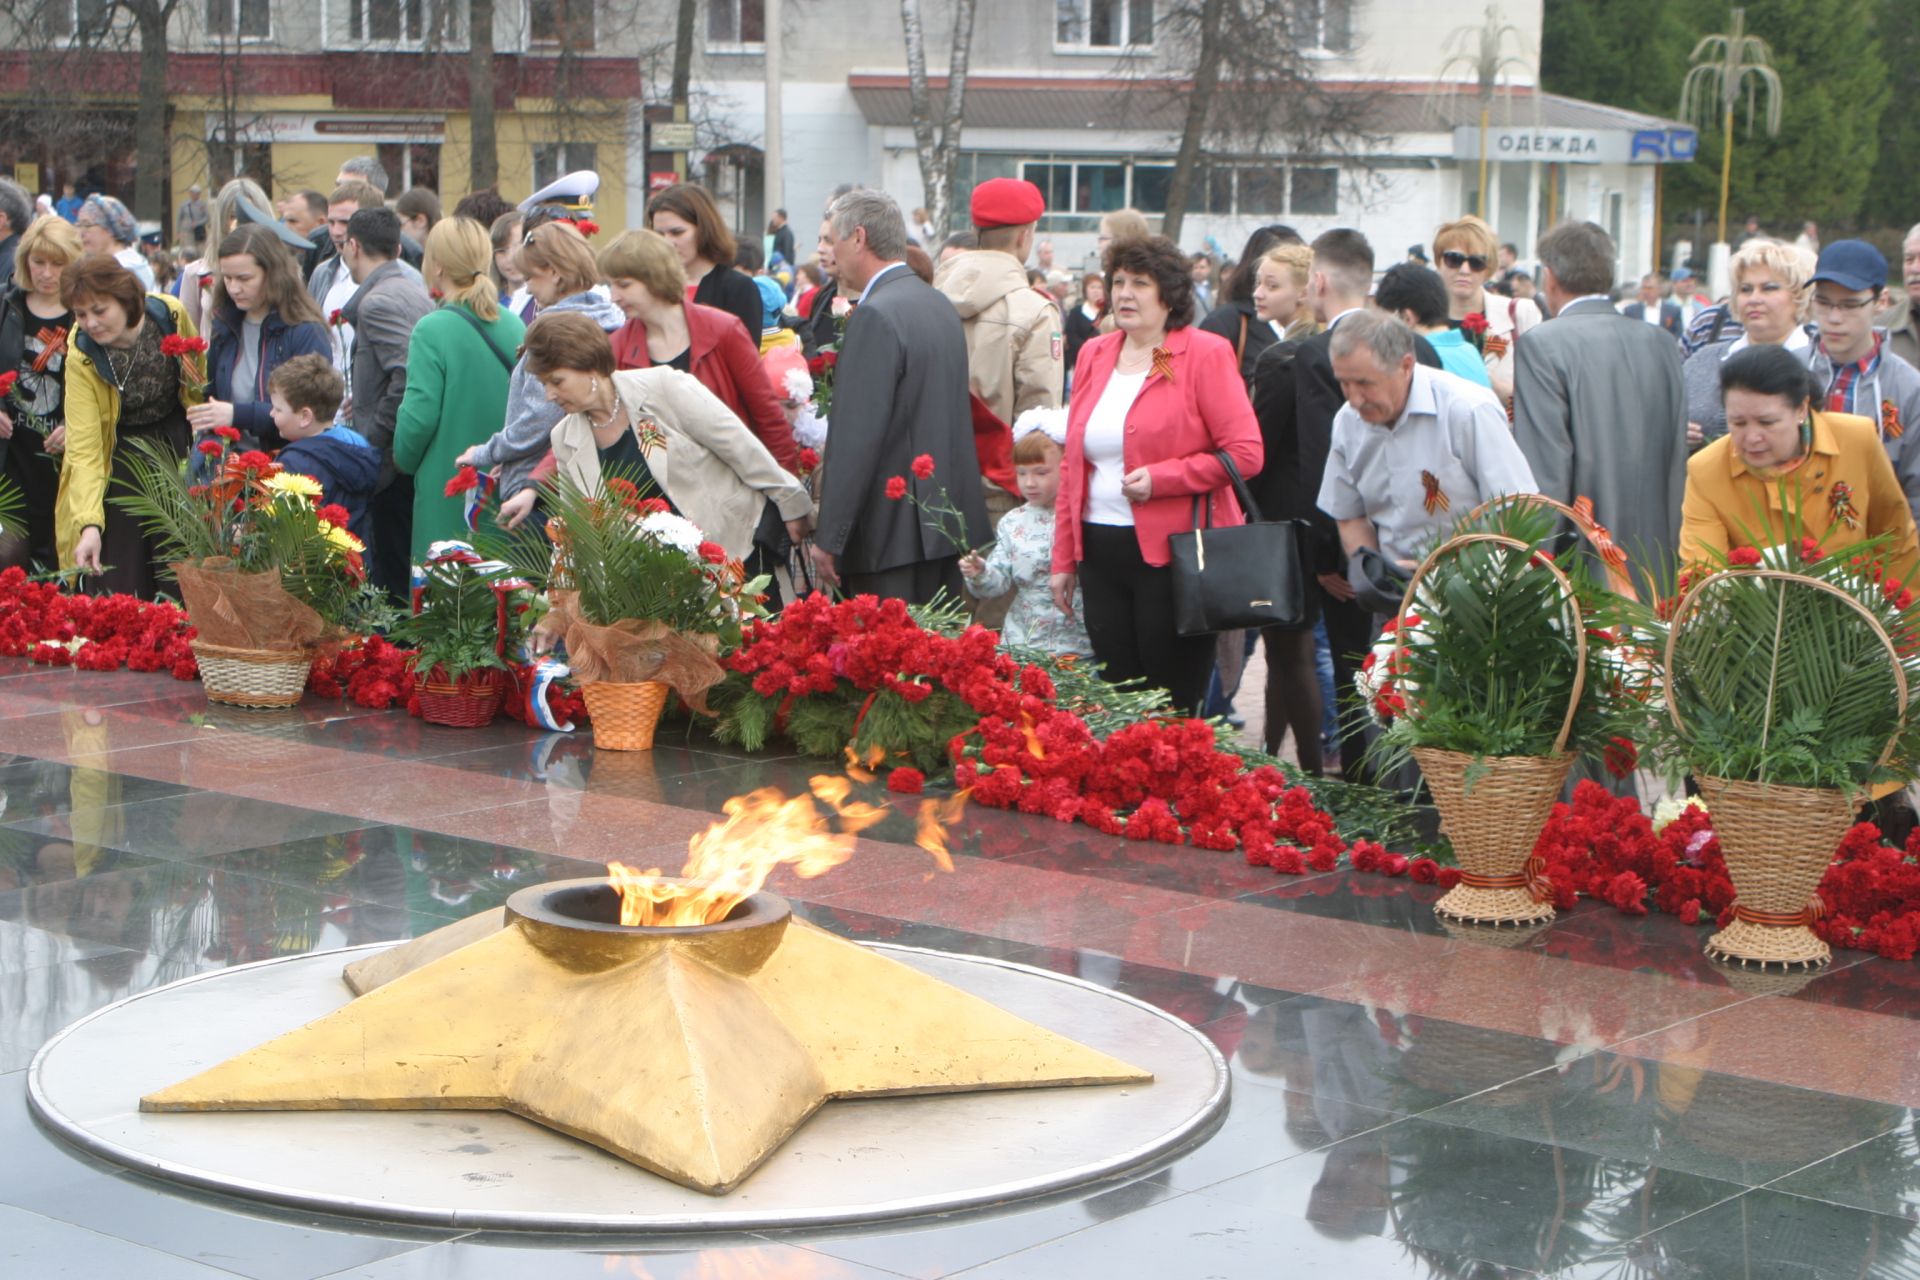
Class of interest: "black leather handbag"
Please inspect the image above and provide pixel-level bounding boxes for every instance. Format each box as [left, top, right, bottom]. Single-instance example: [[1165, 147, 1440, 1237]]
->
[[1167, 452, 1306, 637]]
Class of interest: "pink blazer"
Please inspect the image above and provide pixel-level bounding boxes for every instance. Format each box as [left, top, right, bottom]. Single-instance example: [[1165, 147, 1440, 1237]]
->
[[1053, 325, 1264, 571]]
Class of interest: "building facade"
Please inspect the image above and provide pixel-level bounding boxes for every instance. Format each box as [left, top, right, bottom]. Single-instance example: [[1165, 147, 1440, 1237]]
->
[[670, 0, 1694, 278]]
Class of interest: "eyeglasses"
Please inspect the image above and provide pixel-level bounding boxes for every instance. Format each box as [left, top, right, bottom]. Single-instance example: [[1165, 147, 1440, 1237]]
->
[[1812, 294, 1876, 314], [1440, 250, 1489, 273]]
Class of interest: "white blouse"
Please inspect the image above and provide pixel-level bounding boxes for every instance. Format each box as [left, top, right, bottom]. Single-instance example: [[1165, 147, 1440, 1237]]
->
[[1083, 369, 1145, 527]]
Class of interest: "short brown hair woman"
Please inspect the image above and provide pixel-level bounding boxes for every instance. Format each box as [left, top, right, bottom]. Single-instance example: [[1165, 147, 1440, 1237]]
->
[[1051, 235, 1264, 715], [54, 257, 205, 596], [644, 182, 765, 345], [518, 310, 811, 564]]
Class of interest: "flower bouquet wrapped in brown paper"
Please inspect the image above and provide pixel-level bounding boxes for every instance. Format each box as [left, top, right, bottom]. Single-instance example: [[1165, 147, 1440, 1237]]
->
[[488, 466, 770, 750], [115, 435, 395, 707]]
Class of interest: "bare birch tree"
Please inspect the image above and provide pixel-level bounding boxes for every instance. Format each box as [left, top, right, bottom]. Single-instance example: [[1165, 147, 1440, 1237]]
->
[[899, 0, 977, 238]]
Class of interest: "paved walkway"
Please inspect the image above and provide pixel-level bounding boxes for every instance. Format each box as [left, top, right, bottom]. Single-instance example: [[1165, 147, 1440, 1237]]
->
[[3, 659, 1916, 1277]]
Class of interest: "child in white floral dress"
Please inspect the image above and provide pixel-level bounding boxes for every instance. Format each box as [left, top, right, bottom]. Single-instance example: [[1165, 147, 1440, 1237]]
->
[[961, 409, 1093, 657]]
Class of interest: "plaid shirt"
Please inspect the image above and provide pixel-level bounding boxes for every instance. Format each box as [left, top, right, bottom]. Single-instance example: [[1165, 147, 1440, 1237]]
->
[[1824, 334, 1884, 416]]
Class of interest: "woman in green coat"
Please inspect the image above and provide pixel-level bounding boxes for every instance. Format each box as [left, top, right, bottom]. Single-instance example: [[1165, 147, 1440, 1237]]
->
[[393, 216, 526, 560]]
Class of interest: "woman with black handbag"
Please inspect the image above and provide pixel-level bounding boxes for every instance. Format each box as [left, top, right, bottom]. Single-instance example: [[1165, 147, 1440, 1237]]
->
[[1050, 235, 1263, 717]]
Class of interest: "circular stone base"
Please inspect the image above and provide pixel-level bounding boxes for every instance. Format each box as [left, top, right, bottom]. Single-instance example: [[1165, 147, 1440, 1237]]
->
[[28, 943, 1228, 1231]]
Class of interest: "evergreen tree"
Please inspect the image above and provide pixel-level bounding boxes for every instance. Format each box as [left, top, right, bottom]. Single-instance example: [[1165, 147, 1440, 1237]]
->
[[1541, 0, 1702, 120], [1861, 0, 1920, 228]]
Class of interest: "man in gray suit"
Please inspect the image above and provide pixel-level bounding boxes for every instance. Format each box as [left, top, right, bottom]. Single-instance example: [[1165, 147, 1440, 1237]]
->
[[1514, 221, 1687, 602], [810, 190, 987, 604]]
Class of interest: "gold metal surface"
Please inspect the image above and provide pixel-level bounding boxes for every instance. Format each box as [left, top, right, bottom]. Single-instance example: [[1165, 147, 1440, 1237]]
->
[[142, 883, 1151, 1195]]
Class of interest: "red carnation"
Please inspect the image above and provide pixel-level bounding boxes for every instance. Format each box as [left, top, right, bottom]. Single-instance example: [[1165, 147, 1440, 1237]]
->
[[1409, 857, 1440, 884], [886, 476, 908, 500], [698, 540, 727, 565], [911, 453, 936, 479], [183, 336, 209, 355], [1799, 536, 1824, 563], [575, 219, 601, 237], [886, 767, 926, 795], [211, 425, 241, 442], [317, 503, 351, 528], [1727, 546, 1761, 566], [1603, 736, 1638, 778], [160, 334, 188, 357], [329, 309, 346, 326], [638, 497, 671, 515], [445, 465, 481, 497], [797, 447, 820, 474], [0, 371, 16, 396], [1460, 312, 1489, 335], [196, 439, 224, 456]]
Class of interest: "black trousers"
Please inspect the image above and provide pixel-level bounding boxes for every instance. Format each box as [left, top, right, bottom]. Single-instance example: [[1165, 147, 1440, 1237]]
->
[[1077, 523, 1215, 718], [1322, 587, 1378, 784], [370, 473, 414, 608], [843, 555, 963, 607]]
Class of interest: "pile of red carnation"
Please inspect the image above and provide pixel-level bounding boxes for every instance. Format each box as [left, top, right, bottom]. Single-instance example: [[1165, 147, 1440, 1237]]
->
[[0, 567, 198, 678], [1478, 780, 1920, 958], [307, 635, 416, 709], [728, 593, 1358, 857]]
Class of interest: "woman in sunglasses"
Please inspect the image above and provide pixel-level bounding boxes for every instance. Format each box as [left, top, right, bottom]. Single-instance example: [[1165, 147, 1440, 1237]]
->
[[1431, 215, 1540, 406]]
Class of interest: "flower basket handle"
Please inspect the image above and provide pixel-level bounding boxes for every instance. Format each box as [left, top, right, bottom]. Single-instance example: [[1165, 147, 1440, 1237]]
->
[[1393, 531, 1589, 759], [1461, 492, 1640, 603], [1661, 567, 1909, 777]]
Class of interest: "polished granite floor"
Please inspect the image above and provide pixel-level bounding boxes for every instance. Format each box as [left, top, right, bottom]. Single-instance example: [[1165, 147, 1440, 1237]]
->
[[3, 658, 1919, 1279]]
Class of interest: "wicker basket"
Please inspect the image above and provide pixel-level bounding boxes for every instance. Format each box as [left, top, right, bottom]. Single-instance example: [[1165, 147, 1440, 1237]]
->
[[1664, 570, 1908, 970], [191, 640, 312, 710], [1397, 532, 1588, 927], [1694, 776, 1853, 969], [416, 666, 506, 729], [580, 680, 670, 751]]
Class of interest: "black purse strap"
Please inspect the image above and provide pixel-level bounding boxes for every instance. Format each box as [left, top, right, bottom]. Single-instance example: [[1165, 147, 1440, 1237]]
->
[[1189, 450, 1267, 530], [447, 303, 518, 373]]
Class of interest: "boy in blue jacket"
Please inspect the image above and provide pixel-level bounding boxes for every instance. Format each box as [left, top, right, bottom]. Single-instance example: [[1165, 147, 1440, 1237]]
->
[[269, 355, 382, 552]]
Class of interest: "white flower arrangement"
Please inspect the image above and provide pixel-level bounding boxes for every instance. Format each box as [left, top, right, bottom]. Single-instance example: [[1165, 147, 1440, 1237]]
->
[[638, 511, 705, 559]]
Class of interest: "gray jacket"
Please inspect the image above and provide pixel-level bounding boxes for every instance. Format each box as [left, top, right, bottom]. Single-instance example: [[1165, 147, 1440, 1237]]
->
[[1806, 337, 1920, 524], [1682, 327, 1818, 443], [1513, 297, 1688, 600], [469, 290, 627, 498], [308, 252, 421, 308], [341, 259, 433, 481]]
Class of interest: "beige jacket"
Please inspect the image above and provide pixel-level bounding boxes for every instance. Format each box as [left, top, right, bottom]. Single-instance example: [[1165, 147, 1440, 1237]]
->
[[934, 249, 1063, 425], [550, 368, 812, 560], [1881, 295, 1920, 371]]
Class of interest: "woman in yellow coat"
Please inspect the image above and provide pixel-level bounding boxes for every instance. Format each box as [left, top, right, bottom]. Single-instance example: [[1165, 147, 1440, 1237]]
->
[[54, 257, 205, 599], [1680, 344, 1919, 580]]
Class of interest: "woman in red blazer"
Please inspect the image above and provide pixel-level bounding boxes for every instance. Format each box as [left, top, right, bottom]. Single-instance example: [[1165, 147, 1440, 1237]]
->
[[1051, 235, 1263, 716], [599, 229, 801, 474]]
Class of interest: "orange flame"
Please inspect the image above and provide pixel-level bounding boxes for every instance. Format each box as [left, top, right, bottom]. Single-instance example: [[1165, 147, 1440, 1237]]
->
[[1019, 712, 1046, 760], [605, 772, 931, 927], [914, 791, 970, 873]]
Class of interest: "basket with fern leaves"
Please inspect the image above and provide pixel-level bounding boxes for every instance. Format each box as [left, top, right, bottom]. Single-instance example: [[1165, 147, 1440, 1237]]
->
[[1645, 525, 1920, 968], [485, 466, 769, 750], [111, 435, 395, 707], [1366, 502, 1643, 925], [392, 542, 538, 727]]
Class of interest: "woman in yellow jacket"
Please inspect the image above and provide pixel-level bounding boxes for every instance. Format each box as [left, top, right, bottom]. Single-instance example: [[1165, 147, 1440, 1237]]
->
[[1680, 344, 1919, 580], [54, 256, 204, 599]]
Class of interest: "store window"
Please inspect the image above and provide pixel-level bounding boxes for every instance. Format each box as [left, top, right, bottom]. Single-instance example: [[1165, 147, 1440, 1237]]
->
[[1239, 167, 1288, 216], [530, 0, 594, 48], [206, 0, 268, 39], [706, 0, 764, 47], [48, 0, 111, 40], [1055, 0, 1152, 49], [1294, 0, 1354, 53], [1018, 160, 1128, 216], [376, 143, 441, 195], [534, 143, 598, 193], [1290, 167, 1338, 215], [350, 0, 460, 44]]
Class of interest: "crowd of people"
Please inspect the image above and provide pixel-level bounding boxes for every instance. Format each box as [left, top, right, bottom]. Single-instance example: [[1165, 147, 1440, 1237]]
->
[[2, 159, 1917, 795]]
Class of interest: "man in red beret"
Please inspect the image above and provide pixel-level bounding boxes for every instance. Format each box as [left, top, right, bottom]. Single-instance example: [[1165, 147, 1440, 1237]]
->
[[934, 178, 1064, 625]]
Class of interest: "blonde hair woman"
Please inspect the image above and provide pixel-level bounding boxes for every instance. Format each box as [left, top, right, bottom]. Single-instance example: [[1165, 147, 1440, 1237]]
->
[[1682, 238, 1817, 447], [0, 215, 85, 566], [391, 216, 526, 559], [1431, 214, 1540, 403], [1255, 243, 1317, 340], [178, 177, 272, 333]]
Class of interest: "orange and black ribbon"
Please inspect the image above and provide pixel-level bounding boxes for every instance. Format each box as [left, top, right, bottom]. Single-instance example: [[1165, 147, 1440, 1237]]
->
[[1460, 855, 1553, 904], [1830, 480, 1860, 530], [1571, 496, 1629, 572], [1149, 346, 1176, 383], [1730, 895, 1826, 928], [1421, 470, 1450, 514], [1885, 400, 1904, 440]]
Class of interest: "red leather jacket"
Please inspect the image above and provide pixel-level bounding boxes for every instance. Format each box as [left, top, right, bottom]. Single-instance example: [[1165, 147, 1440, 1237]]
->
[[1054, 325, 1263, 571], [610, 302, 800, 472]]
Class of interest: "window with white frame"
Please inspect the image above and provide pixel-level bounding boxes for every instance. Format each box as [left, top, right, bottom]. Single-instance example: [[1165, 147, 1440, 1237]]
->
[[530, 0, 594, 48], [349, 0, 461, 45], [533, 142, 597, 192], [48, 0, 112, 41], [1293, 0, 1353, 53], [376, 143, 441, 195], [206, 0, 268, 39], [706, 0, 764, 47], [1055, 0, 1152, 49]]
